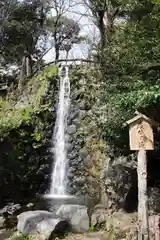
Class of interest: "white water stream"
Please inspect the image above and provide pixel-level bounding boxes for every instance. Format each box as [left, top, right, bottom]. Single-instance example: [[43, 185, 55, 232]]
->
[[44, 65, 71, 199]]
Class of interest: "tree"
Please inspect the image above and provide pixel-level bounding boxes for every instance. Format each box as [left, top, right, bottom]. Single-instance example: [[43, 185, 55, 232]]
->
[[46, 15, 80, 61], [0, 0, 48, 81], [90, 0, 160, 147], [44, 0, 84, 61], [83, 0, 127, 58]]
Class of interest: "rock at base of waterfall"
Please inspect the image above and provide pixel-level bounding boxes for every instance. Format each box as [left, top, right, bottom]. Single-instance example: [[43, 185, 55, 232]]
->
[[0, 203, 22, 216], [17, 210, 70, 239], [56, 204, 89, 233]]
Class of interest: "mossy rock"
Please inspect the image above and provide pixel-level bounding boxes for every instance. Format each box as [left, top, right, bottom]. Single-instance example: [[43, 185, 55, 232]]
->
[[0, 66, 58, 136]]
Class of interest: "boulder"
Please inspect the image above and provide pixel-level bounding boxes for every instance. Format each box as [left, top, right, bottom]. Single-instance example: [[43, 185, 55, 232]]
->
[[74, 177, 86, 186], [17, 210, 70, 240], [26, 203, 34, 210], [91, 204, 109, 227], [67, 143, 74, 152], [0, 203, 21, 216], [67, 125, 77, 134], [56, 204, 89, 233], [0, 203, 22, 228]]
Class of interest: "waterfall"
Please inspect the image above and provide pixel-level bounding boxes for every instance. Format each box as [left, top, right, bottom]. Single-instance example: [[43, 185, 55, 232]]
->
[[44, 65, 70, 198]]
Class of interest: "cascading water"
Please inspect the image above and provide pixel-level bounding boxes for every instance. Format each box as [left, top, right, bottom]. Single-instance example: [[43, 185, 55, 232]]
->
[[44, 65, 71, 199]]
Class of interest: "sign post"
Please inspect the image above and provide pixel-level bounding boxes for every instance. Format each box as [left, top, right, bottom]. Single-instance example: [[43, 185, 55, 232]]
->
[[124, 111, 156, 240]]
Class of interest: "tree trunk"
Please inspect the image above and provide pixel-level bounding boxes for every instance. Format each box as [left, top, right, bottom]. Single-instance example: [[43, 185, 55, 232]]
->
[[19, 56, 26, 89], [66, 50, 70, 65], [98, 11, 106, 56], [26, 55, 32, 77], [137, 150, 149, 240], [55, 46, 60, 62]]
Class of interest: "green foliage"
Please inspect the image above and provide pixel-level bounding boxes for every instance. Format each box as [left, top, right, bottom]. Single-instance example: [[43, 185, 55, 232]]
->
[[11, 233, 40, 240], [0, 65, 58, 204], [12, 235, 31, 240], [0, 66, 58, 135], [89, 224, 95, 232], [46, 16, 80, 40], [92, 1, 160, 150]]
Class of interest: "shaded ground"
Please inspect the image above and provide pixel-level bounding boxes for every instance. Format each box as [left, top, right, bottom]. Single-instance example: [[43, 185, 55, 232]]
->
[[63, 232, 110, 240], [0, 230, 13, 240], [63, 231, 136, 240]]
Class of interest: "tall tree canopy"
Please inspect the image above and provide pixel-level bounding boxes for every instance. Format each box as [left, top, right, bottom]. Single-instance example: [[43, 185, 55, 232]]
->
[[84, 0, 160, 148], [0, 0, 47, 68], [46, 16, 81, 61]]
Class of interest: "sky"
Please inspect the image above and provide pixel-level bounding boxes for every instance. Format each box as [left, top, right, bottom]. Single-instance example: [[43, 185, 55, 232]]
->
[[43, 3, 99, 62]]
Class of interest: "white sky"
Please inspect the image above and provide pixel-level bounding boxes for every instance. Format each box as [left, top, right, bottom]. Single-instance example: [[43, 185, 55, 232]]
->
[[43, 3, 99, 62]]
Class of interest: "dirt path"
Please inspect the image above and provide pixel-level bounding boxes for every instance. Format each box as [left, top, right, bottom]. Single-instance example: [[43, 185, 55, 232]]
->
[[63, 231, 119, 240]]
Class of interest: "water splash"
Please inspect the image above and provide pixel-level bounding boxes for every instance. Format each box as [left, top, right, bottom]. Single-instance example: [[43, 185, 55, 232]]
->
[[45, 65, 70, 198]]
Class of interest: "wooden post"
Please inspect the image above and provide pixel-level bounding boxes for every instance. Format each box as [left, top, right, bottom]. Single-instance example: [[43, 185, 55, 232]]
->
[[154, 215, 160, 240], [124, 112, 158, 240], [137, 150, 149, 239]]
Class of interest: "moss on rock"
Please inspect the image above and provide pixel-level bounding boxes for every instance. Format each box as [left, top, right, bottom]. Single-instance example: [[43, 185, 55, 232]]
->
[[68, 66, 109, 201], [0, 66, 58, 135]]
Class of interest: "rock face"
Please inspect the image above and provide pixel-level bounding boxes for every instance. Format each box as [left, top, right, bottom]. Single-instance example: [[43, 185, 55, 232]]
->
[[91, 204, 109, 227], [148, 187, 160, 213], [17, 210, 70, 239], [100, 155, 138, 212], [67, 69, 110, 203], [56, 204, 89, 233], [66, 102, 102, 201]]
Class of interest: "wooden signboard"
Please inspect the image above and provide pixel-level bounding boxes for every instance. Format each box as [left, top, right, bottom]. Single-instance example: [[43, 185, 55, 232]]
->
[[129, 119, 154, 150], [124, 112, 158, 240], [125, 113, 155, 150]]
